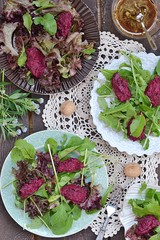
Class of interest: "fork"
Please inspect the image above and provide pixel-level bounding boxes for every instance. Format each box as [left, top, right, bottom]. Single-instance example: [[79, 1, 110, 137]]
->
[[96, 186, 123, 240], [136, 12, 157, 51]]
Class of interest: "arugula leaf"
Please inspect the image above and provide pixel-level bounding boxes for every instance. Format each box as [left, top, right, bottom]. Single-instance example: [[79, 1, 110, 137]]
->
[[27, 217, 43, 229], [44, 138, 58, 154], [139, 92, 151, 106], [11, 139, 36, 163], [11, 147, 24, 163], [23, 12, 33, 34], [58, 145, 79, 159], [145, 188, 157, 200], [34, 184, 48, 198], [118, 69, 132, 78], [100, 185, 113, 206], [155, 226, 160, 233], [138, 69, 151, 83], [62, 136, 96, 156], [71, 205, 81, 220], [99, 113, 121, 131], [42, 211, 51, 227], [119, 62, 131, 69], [138, 182, 147, 195], [65, 135, 83, 148], [77, 138, 96, 152], [82, 48, 95, 55], [96, 83, 112, 96], [34, 13, 57, 35], [15, 197, 23, 209], [17, 46, 27, 67], [141, 138, 150, 150], [130, 114, 146, 138], [98, 97, 108, 110], [155, 192, 160, 204], [149, 233, 160, 240], [60, 134, 68, 148], [101, 69, 117, 80], [48, 194, 61, 203], [50, 202, 73, 234], [101, 102, 131, 115], [15, 139, 36, 159]]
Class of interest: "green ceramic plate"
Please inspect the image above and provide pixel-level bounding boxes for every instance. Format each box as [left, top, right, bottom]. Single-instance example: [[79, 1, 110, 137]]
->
[[0, 130, 108, 238]]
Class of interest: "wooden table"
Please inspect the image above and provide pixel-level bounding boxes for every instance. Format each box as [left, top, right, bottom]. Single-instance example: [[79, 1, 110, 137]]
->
[[0, 1, 160, 240]]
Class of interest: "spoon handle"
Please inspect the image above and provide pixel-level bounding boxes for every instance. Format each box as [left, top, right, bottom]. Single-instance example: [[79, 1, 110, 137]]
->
[[141, 22, 157, 51]]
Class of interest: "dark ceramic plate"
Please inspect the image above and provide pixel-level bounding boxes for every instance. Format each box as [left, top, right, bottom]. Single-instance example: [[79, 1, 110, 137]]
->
[[0, 0, 100, 95]]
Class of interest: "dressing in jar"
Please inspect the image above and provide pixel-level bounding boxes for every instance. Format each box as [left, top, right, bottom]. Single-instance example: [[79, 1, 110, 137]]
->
[[112, 0, 160, 38]]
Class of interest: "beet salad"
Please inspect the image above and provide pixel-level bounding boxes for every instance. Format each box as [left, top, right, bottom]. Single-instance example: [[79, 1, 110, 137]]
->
[[126, 183, 160, 240], [7, 134, 110, 235], [97, 52, 160, 150], [0, 0, 95, 91]]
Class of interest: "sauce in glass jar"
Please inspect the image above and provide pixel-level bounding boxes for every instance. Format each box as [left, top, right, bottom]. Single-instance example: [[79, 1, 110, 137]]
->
[[112, 0, 158, 37]]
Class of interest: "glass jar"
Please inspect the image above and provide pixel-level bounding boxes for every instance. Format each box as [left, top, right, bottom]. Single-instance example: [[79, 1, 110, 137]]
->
[[112, 0, 160, 39]]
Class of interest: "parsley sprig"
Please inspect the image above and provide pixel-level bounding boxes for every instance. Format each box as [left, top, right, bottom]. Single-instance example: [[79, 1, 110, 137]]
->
[[0, 69, 44, 140]]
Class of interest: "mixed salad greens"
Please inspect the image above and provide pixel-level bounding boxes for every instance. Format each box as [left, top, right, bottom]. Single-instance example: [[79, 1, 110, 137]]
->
[[126, 183, 160, 240], [8, 134, 110, 235], [97, 52, 160, 149], [0, 0, 95, 91]]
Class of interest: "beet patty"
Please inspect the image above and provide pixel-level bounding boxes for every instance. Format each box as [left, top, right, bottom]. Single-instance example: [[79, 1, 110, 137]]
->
[[112, 72, 132, 102], [61, 184, 88, 204]]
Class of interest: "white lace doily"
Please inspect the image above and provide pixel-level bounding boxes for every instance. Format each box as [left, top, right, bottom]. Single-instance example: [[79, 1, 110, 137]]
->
[[42, 32, 160, 238]]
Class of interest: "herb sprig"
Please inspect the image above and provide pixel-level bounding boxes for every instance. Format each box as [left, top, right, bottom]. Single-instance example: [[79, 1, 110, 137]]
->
[[0, 70, 44, 140]]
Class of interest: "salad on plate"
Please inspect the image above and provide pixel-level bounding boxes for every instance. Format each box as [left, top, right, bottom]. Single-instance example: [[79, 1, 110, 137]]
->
[[0, 0, 96, 92], [120, 183, 160, 240], [0, 130, 109, 237], [90, 52, 160, 155]]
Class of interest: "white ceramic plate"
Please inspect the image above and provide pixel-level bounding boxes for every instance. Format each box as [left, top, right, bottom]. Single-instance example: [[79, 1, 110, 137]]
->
[[0, 130, 108, 238], [90, 52, 160, 156], [119, 183, 160, 240]]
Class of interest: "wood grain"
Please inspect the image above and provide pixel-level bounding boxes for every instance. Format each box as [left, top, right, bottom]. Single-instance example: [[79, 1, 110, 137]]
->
[[0, 83, 34, 240], [0, 0, 160, 240]]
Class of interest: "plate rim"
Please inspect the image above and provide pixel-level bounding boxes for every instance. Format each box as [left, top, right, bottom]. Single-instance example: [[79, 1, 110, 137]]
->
[[0, 129, 108, 238]]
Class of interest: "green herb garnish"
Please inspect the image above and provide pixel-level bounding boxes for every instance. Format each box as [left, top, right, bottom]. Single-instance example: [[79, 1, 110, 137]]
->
[[34, 13, 57, 36], [23, 12, 33, 34], [17, 45, 27, 67], [0, 70, 44, 140]]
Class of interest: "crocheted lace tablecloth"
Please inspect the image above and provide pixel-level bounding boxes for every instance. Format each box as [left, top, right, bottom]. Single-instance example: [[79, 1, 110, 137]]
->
[[42, 31, 160, 238]]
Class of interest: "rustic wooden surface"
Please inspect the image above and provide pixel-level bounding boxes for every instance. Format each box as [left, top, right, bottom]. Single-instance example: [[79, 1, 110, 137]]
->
[[0, 0, 160, 240]]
